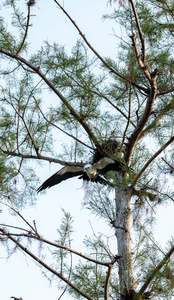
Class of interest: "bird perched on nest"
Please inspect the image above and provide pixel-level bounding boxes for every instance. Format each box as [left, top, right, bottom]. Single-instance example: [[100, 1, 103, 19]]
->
[[37, 156, 127, 193]]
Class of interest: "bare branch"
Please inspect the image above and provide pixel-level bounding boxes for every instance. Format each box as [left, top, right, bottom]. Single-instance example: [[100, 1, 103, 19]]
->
[[130, 34, 151, 82], [138, 244, 174, 296], [104, 257, 121, 300], [129, 0, 146, 63], [120, 86, 132, 149], [125, 91, 157, 163], [156, 88, 174, 96]]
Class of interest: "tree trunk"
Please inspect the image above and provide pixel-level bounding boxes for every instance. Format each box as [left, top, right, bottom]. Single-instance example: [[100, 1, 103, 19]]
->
[[115, 176, 135, 299]]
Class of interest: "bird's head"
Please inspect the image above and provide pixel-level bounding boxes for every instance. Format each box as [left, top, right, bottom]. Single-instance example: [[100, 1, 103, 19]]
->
[[84, 164, 92, 172]]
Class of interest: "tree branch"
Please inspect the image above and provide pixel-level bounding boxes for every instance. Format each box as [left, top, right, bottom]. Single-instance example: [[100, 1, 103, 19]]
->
[[0, 49, 104, 153], [1, 149, 86, 167], [156, 88, 174, 96], [0, 228, 93, 300], [104, 257, 121, 300], [53, 0, 149, 94], [138, 98, 174, 141], [16, 4, 31, 55], [138, 244, 174, 297], [130, 34, 151, 82], [125, 86, 157, 163], [129, 0, 146, 63], [132, 136, 174, 186], [120, 86, 132, 149]]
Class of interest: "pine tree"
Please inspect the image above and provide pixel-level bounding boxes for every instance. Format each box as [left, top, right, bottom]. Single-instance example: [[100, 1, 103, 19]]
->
[[0, 0, 174, 299]]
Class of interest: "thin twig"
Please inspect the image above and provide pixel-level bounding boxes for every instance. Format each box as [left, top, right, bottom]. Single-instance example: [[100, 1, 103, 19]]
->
[[33, 96, 93, 150], [0, 202, 37, 235], [161, 157, 174, 171], [16, 5, 31, 55]]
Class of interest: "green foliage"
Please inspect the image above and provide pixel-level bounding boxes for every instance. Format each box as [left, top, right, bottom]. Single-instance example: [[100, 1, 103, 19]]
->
[[30, 41, 104, 128], [53, 209, 74, 275], [68, 235, 119, 299], [133, 223, 174, 299], [0, 150, 37, 207], [0, 0, 174, 299]]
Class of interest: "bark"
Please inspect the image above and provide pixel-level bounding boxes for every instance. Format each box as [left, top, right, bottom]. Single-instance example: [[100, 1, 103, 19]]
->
[[115, 175, 135, 298]]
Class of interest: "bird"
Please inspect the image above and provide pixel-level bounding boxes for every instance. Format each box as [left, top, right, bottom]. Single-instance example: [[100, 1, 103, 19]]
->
[[37, 157, 127, 192]]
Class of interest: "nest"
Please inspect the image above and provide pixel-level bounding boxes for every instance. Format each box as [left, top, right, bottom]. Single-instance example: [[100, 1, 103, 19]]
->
[[92, 139, 123, 164]]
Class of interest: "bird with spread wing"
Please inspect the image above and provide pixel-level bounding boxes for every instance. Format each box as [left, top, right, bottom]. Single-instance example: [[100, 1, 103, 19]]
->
[[37, 157, 127, 192]]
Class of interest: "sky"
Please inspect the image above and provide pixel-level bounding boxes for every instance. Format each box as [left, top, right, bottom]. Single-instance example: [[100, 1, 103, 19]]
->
[[0, 1, 174, 300]]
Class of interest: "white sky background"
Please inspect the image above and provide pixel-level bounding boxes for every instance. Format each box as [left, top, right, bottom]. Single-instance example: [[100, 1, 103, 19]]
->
[[0, 1, 174, 300]]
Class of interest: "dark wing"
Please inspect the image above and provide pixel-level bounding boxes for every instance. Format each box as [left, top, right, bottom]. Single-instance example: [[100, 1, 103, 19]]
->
[[78, 173, 109, 185], [37, 166, 84, 192], [93, 157, 125, 174]]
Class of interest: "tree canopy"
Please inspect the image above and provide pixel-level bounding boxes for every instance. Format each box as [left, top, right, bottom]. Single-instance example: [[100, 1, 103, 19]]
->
[[0, 0, 174, 299]]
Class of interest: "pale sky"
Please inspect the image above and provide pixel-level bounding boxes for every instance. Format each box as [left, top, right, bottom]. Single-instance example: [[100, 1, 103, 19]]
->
[[0, 1, 173, 300]]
